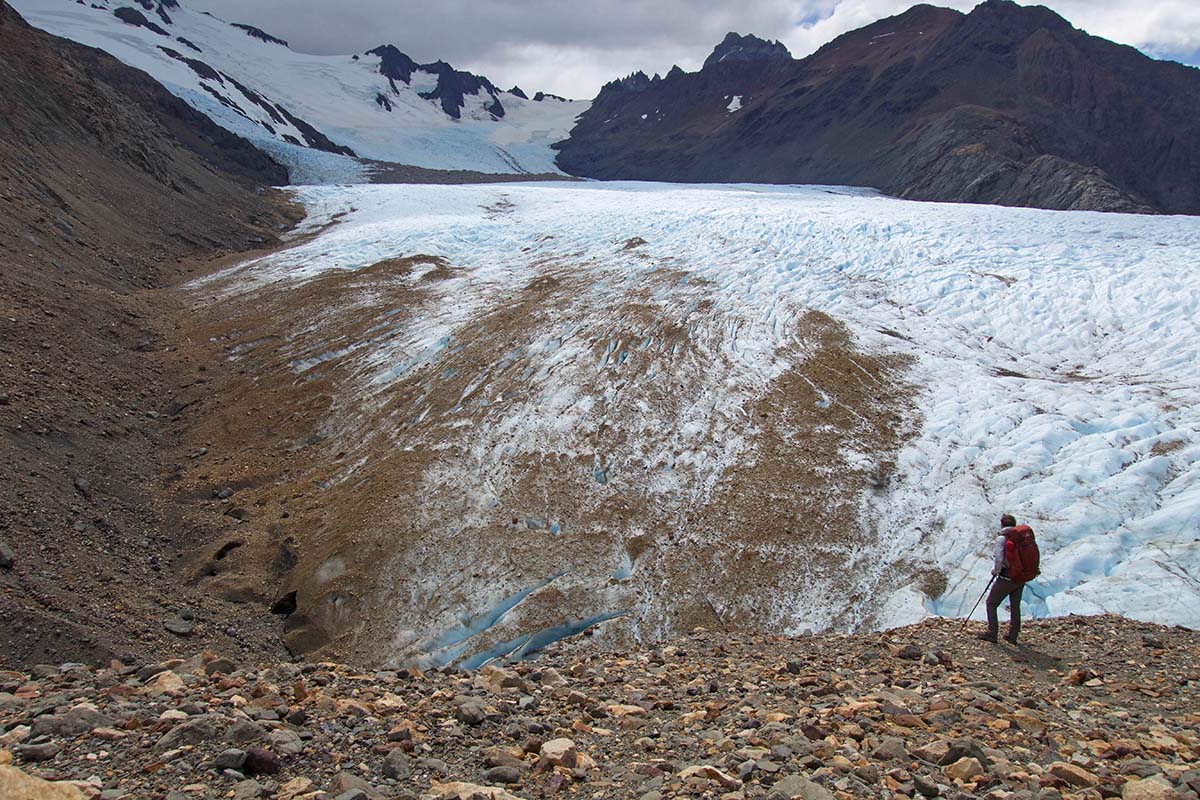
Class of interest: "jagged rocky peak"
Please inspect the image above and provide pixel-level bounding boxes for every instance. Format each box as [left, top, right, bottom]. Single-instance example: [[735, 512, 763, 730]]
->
[[702, 31, 791, 69], [366, 44, 419, 85], [600, 70, 653, 95], [508, 85, 528, 99], [365, 45, 505, 120]]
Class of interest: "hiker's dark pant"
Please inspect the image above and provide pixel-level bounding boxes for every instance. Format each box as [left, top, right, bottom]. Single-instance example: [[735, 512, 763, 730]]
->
[[985, 577, 1024, 641]]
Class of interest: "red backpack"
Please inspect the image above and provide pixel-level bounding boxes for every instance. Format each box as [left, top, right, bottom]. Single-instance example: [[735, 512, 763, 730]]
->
[[1004, 525, 1041, 582]]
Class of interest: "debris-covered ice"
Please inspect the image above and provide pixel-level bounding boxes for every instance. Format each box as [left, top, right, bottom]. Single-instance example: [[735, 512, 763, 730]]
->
[[207, 181, 1200, 647]]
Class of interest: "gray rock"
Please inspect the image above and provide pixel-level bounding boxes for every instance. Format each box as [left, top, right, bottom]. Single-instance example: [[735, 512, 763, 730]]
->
[[455, 700, 487, 725], [914, 773, 940, 798], [483, 765, 521, 784], [156, 714, 223, 751], [164, 616, 196, 636], [943, 737, 991, 768], [770, 775, 834, 800], [15, 741, 62, 762], [1121, 759, 1163, 778], [233, 779, 266, 800], [380, 747, 411, 779], [872, 736, 909, 761], [205, 657, 237, 675], [416, 757, 449, 776], [329, 771, 379, 799], [213, 748, 247, 770], [136, 663, 168, 682], [0, 538, 14, 570], [896, 643, 923, 660], [226, 719, 267, 743], [268, 727, 303, 756], [31, 705, 113, 737]]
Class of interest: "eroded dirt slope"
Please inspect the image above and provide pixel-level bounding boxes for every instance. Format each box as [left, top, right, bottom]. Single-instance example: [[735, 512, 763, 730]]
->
[[0, 0, 299, 667]]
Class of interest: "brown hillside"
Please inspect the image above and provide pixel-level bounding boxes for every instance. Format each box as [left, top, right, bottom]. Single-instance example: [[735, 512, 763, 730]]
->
[[0, 0, 298, 668]]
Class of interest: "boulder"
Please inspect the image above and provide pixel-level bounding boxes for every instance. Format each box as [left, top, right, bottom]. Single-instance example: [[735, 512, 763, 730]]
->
[[267, 728, 303, 756], [1122, 776, 1179, 800], [329, 771, 380, 799], [1048, 762, 1100, 788], [381, 748, 410, 780], [144, 670, 185, 696], [155, 715, 223, 751], [31, 706, 113, 738], [0, 765, 84, 799], [243, 747, 281, 775], [424, 782, 524, 800], [538, 738, 577, 768], [944, 757, 984, 782], [872, 736, 909, 761], [483, 766, 521, 784], [477, 665, 528, 694], [769, 774, 835, 800], [678, 764, 741, 790]]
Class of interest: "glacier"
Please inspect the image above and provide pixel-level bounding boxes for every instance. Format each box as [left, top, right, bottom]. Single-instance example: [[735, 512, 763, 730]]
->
[[191, 181, 1198, 662]]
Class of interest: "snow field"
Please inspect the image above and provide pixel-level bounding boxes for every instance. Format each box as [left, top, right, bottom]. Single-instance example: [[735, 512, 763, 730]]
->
[[211, 181, 1200, 633], [13, 0, 586, 176]]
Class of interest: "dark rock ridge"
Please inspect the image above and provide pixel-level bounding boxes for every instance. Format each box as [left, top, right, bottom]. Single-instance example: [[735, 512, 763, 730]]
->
[[702, 31, 791, 69], [366, 44, 506, 119], [110, 0, 354, 157], [556, 0, 1200, 214], [230, 21, 288, 48], [113, 6, 168, 36]]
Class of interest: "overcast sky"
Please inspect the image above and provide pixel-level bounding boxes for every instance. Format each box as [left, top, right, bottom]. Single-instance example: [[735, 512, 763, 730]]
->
[[188, 0, 1200, 99]]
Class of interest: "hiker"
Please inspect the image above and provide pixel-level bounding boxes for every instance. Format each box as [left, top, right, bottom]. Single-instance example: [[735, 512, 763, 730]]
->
[[979, 513, 1040, 644]]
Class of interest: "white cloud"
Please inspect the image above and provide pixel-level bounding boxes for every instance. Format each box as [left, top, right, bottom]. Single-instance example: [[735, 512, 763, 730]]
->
[[187, 0, 1200, 99]]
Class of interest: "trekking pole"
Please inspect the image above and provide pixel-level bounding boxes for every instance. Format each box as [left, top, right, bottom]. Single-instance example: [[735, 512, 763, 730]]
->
[[959, 575, 995, 631]]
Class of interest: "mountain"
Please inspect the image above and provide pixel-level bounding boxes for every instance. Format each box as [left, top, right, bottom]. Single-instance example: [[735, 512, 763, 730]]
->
[[555, 0, 1200, 214], [10, 0, 586, 178], [0, 0, 297, 666]]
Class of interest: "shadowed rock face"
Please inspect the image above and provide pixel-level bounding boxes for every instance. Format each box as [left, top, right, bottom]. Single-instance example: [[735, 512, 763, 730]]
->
[[702, 32, 791, 69], [556, 0, 1200, 214], [366, 44, 506, 119]]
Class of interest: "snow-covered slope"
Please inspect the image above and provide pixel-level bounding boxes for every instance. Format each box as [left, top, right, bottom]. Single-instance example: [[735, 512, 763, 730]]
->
[[11, 0, 586, 178], [191, 182, 1199, 665]]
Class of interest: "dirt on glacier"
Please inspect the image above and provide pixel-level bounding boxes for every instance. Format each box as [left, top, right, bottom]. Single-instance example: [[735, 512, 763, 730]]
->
[[163, 221, 929, 668]]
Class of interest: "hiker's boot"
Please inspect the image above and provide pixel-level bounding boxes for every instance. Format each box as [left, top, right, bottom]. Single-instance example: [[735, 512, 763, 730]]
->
[[1005, 632, 1019, 644], [977, 632, 998, 643]]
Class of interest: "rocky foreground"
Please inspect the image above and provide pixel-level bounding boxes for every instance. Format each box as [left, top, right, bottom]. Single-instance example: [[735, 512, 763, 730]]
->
[[1, 615, 1197, 800]]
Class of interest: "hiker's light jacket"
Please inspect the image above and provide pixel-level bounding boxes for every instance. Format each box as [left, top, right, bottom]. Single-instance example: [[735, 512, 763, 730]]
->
[[992, 527, 1014, 577]]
